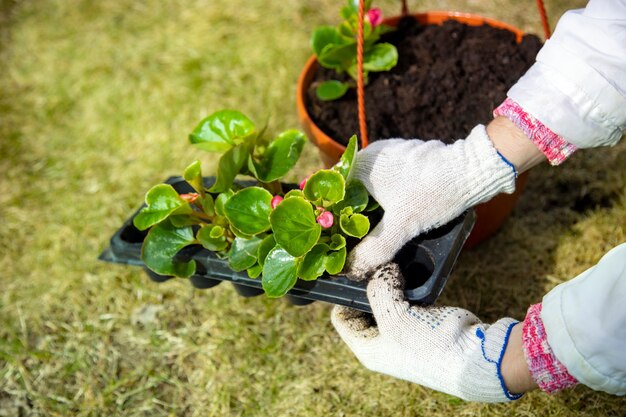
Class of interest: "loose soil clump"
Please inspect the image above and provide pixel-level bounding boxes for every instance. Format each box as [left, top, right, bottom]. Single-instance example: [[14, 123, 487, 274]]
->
[[307, 17, 543, 145]]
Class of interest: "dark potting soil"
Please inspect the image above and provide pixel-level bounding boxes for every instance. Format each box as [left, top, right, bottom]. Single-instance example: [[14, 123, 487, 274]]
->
[[306, 17, 543, 145]]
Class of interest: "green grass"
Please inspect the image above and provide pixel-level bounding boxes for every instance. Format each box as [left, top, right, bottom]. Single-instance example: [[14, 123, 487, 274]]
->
[[1, 0, 625, 415]]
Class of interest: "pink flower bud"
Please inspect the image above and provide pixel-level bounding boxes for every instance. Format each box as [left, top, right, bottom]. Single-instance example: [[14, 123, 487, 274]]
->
[[316, 211, 334, 228], [179, 192, 199, 203], [271, 195, 283, 209], [366, 8, 383, 27], [299, 175, 310, 190]]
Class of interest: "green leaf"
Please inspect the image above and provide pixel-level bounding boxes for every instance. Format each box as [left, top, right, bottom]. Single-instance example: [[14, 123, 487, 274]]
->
[[224, 187, 272, 235], [364, 198, 380, 212], [262, 247, 300, 298], [209, 143, 250, 193], [318, 43, 356, 71], [170, 215, 198, 228], [183, 160, 204, 195], [200, 194, 215, 216], [326, 247, 347, 275], [253, 130, 306, 182], [339, 213, 370, 238], [142, 221, 196, 277], [270, 197, 321, 258], [303, 170, 345, 207], [316, 80, 349, 101], [197, 225, 228, 251], [215, 190, 234, 216], [311, 26, 341, 56], [258, 235, 276, 267], [363, 43, 398, 72], [329, 234, 346, 250], [284, 189, 304, 199], [189, 110, 256, 153], [229, 237, 262, 272], [332, 135, 358, 180], [247, 263, 263, 279], [133, 184, 191, 231], [230, 224, 254, 239], [332, 180, 369, 213], [298, 243, 329, 281]]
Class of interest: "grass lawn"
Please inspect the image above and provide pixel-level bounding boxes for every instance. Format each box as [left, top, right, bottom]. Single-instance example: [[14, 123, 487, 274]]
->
[[1, 0, 625, 415]]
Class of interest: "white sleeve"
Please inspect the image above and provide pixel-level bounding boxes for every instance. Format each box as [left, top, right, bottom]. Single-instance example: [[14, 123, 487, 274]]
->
[[508, 0, 626, 149], [541, 243, 626, 395]]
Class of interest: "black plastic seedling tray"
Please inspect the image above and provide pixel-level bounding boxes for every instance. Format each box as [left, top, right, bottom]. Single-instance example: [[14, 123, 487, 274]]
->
[[100, 176, 475, 312]]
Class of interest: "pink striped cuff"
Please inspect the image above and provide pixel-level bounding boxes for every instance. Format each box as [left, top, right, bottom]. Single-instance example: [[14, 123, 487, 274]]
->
[[493, 98, 577, 166], [522, 303, 578, 393]]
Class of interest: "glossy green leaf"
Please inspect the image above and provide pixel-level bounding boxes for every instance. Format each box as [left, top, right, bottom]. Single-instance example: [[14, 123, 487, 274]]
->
[[209, 143, 250, 193], [270, 197, 321, 257], [318, 43, 355, 71], [316, 80, 349, 101], [298, 243, 329, 281], [332, 135, 358, 180], [189, 110, 256, 153], [262, 247, 300, 298], [339, 212, 370, 238], [258, 235, 276, 267], [303, 170, 345, 207], [183, 160, 204, 195], [215, 190, 234, 216], [200, 194, 215, 216], [170, 215, 198, 228], [224, 187, 272, 235], [197, 225, 228, 251], [311, 26, 341, 56], [326, 247, 347, 275], [284, 189, 304, 199], [230, 224, 254, 239], [364, 198, 380, 212], [247, 263, 263, 279], [329, 234, 346, 251], [142, 221, 196, 277], [133, 184, 191, 231], [229, 237, 262, 272], [363, 43, 398, 72], [253, 130, 306, 182], [333, 180, 369, 213]]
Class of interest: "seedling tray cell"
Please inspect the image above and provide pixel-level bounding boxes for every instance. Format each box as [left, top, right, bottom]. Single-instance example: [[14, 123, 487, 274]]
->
[[100, 177, 475, 313]]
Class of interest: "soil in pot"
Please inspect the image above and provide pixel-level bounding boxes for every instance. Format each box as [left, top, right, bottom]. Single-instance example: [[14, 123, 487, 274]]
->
[[307, 17, 542, 145]]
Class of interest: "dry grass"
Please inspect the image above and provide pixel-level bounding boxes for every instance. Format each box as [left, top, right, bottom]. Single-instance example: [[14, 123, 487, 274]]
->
[[1, 0, 625, 415]]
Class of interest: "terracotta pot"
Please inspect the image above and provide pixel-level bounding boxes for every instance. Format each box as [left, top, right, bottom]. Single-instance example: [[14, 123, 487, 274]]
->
[[296, 11, 530, 248]]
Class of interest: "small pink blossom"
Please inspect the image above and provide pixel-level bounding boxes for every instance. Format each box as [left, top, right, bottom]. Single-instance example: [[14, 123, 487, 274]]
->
[[179, 192, 199, 203], [299, 175, 310, 190], [366, 8, 383, 27], [271, 195, 283, 209], [316, 211, 334, 228]]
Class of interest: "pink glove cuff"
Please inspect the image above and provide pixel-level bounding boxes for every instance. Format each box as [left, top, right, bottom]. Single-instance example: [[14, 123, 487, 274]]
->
[[522, 303, 578, 393], [493, 98, 577, 166]]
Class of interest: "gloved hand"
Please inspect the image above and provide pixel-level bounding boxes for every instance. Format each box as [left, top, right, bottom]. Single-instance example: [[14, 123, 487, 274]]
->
[[346, 125, 516, 279], [331, 263, 523, 403]]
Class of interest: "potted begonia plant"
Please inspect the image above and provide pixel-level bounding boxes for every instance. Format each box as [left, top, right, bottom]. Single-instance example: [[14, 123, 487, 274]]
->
[[296, 0, 543, 247]]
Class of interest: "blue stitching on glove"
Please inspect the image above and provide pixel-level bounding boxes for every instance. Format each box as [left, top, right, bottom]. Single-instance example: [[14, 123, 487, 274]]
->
[[476, 322, 524, 401], [496, 151, 518, 178]]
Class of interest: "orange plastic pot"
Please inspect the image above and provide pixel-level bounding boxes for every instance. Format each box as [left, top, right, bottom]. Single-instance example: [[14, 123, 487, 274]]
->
[[297, 11, 530, 248]]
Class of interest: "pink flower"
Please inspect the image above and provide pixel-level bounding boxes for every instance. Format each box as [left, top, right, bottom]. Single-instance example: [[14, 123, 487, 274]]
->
[[366, 8, 383, 27], [179, 192, 199, 203], [316, 211, 334, 228], [271, 195, 283, 209], [299, 175, 310, 190]]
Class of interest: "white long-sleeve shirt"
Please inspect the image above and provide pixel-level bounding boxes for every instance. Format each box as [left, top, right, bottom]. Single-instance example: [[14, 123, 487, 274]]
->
[[508, 0, 626, 396]]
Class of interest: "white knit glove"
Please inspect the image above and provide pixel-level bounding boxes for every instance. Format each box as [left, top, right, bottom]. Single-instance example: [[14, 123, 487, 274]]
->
[[332, 263, 522, 403], [347, 125, 516, 278]]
